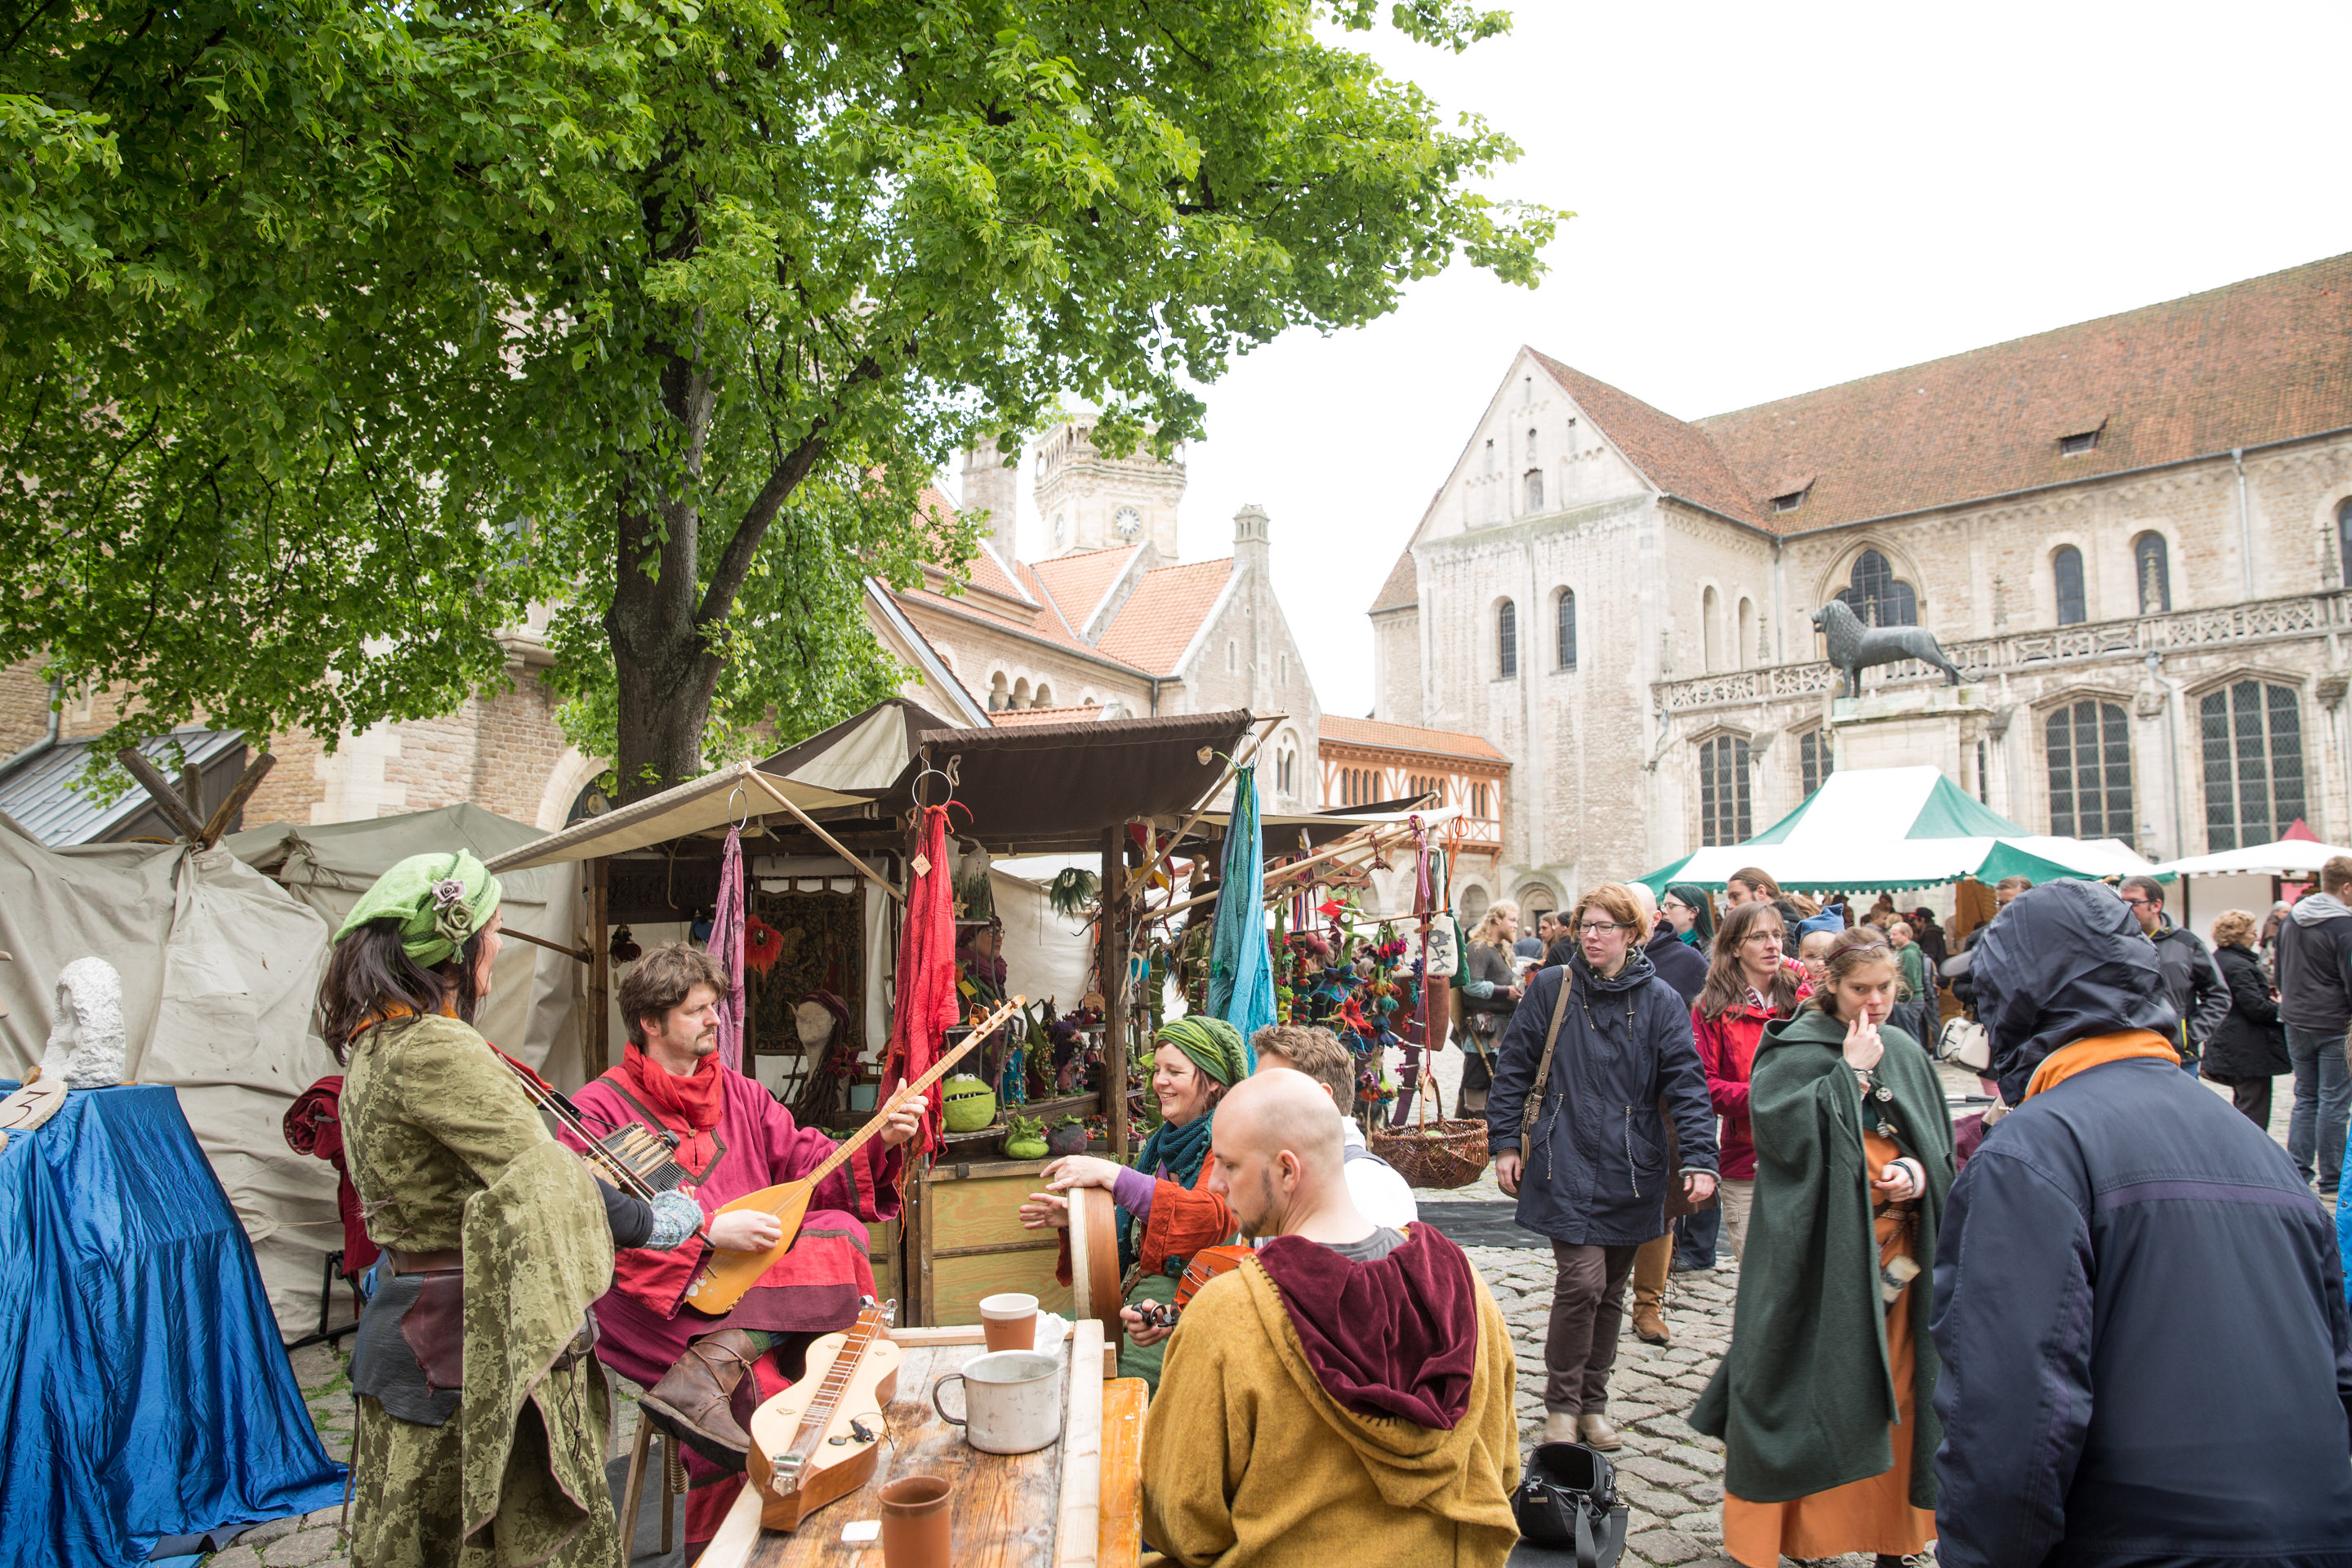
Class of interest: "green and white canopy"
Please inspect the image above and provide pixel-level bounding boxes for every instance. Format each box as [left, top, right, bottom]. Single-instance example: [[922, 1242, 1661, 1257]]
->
[[1638, 765, 2157, 893]]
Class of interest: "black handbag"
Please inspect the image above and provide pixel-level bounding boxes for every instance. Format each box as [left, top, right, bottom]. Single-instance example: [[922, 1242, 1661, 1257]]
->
[[1511, 1441, 1630, 1568]]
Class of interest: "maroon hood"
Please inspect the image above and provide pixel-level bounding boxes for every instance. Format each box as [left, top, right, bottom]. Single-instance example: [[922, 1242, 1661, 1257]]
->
[[1253, 1223, 1482, 1429]]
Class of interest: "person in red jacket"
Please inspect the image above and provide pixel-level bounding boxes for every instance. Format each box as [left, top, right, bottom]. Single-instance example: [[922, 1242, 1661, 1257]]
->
[[1690, 899, 1809, 1259]]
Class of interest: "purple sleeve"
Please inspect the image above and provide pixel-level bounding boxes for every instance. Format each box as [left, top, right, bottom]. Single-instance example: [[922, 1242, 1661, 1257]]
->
[[1112, 1165, 1157, 1218]]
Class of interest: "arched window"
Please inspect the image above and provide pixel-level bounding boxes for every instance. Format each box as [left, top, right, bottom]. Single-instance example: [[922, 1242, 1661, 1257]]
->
[[1737, 598, 1756, 669], [1032, 683, 1052, 708], [1277, 652, 1289, 688], [2337, 497, 2352, 585], [2053, 546, 2087, 626], [1011, 677, 1032, 710], [2045, 701, 2133, 840], [1524, 470, 1544, 511], [1837, 548, 1919, 626], [1556, 589, 1578, 671], [1702, 586, 1723, 672], [1472, 781, 1490, 817], [1799, 728, 1833, 798], [1497, 600, 1519, 678], [1460, 885, 1491, 926], [1699, 735, 1752, 846], [2201, 679, 2306, 850], [988, 672, 1009, 711], [2134, 533, 2171, 615], [1225, 639, 1238, 673]]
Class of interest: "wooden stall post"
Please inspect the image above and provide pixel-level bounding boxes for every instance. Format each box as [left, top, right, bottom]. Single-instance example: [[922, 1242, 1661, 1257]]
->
[[585, 857, 611, 1078], [1098, 826, 1129, 1159]]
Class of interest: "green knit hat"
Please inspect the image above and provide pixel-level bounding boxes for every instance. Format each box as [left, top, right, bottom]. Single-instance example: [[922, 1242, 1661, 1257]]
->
[[335, 850, 504, 967], [1154, 1015, 1249, 1087]]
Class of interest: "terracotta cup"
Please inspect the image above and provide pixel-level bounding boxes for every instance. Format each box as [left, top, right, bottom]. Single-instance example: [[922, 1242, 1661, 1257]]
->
[[879, 1474, 953, 1568], [978, 1291, 1040, 1353]]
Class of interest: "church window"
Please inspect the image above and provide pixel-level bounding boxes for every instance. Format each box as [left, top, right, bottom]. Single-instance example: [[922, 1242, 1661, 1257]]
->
[[2053, 546, 2087, 626], [2201, 679, 2305, 851], [1277, 652, 1289, 687], [1799, 728, 1833, 798], [1699, 736, 1752, 847], [2133, 533, 2171, 615], [1556, 589, 1578, 671], [1837, 549, 1918, 627], [1033, 683, 1052, 707], [1011, 677, 1031, 710], [2045, 701, 2132, 840], [1472, 782, 1490, 817], [2059, 430, 2100, 456], [2336, 497, 2352, 585], [1525, 470, 1544, 511], [988, 671, 1009, 711], [1497, 600, 1519, 678], [1226, 639, 1238, 673], [1771, 489, 1807, 514]]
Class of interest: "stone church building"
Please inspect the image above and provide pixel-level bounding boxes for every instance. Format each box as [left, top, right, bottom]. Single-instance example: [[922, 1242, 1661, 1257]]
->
[[1371, 253, 2352, 923]]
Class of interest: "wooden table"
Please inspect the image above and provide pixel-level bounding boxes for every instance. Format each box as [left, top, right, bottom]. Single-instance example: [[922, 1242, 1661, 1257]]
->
[[696, 1321, 1144, 1568]]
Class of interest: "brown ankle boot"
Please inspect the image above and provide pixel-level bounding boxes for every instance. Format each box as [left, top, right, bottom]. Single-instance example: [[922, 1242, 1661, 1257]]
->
[[641, 1329, 762, 1463], [1631, 1301, 1671, 1345]]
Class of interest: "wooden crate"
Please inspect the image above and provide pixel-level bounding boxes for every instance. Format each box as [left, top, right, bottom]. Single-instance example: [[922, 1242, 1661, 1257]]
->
[[916, 1158, 1072, 1326]]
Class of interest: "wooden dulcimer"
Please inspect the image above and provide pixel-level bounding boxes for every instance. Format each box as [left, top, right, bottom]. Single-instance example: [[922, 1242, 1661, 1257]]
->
[[683, 996, 1026, 1313], [745, 1298, 902, 1531]]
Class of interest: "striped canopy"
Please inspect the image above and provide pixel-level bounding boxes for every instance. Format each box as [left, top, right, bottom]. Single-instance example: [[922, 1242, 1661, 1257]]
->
[[1638, 766, 2156, 894]]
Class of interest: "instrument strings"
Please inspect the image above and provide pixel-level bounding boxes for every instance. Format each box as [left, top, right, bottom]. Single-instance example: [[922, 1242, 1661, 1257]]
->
[[782, 1309, 884, 1472], [500, 1059, 684, 1201]]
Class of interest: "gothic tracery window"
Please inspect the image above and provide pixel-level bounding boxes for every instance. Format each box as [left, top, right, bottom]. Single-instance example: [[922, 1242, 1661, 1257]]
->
[[2201, 679, 2305, 851], [1556, 589, 1577, 671], [1498, 599, 1519, 679], [1799, 728, 1834, 798], [1699, 735, 1752, 847], [1836, 549, 1919, 627], [2045, 701, 2132, 840]]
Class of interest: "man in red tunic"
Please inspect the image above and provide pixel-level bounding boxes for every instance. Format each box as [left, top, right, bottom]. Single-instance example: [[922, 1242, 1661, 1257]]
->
[[559, 944, 920, 1545]]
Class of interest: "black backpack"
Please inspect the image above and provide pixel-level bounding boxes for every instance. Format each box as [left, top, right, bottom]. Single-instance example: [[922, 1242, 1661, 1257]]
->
[[1511, 1441, 1629, 1568]]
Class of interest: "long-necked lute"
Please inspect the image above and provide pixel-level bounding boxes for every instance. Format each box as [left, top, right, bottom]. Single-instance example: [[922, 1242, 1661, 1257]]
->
[[745, 1298, 902, 1530], [683, 996, 1026, 1313]]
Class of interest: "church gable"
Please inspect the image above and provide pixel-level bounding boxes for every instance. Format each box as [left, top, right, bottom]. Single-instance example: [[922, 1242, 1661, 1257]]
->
[[1417, 349, 1660, 546]]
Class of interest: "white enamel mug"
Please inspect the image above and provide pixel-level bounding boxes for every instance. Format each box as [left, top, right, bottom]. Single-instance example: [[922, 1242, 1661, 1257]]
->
[[931, 1349, 1061, 1454]]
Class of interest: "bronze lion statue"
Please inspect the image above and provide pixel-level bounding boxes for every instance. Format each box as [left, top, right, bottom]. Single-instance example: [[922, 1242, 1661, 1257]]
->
[[1811, 598, 1963, 697]]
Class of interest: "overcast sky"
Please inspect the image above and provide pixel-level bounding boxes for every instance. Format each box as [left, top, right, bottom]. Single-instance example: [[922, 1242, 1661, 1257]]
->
[[956, 0, 2352, 722]]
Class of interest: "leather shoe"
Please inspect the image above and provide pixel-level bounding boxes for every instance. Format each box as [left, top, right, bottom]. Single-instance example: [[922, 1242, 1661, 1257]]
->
[[1577, 1413, 1622, 1450], [1541, 1411, 1579, 1445], [1631, 1303, 1671, 1345], [641, 1328, 762, 1464]]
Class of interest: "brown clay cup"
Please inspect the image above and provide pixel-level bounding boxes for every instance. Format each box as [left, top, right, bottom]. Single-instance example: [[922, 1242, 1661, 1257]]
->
[[880, 1474, 953, 1568], [978, 1291, 1040, 1353]]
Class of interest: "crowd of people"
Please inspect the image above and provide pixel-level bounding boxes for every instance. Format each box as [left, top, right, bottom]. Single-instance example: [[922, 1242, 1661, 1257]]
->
[[318, 843, 2352, 1568]]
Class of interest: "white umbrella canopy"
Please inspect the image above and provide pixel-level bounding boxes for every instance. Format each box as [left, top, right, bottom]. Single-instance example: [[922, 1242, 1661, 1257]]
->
[[2152, 837, 2352, 878], [1640, 765, 2158, 893]]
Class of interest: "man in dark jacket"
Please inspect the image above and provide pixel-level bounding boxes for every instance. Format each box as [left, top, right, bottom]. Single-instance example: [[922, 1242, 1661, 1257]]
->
[[2118, 874, 2228, 1073], [2276, 855, 2352, 1198], [1487, 883, 1717, 1454], [1930, 880, 2352, 1568]]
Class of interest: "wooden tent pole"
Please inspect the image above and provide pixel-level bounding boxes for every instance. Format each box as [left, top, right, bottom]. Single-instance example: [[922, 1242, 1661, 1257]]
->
[[1100, 824, 1130, 1160], [745, 768, 905, 903], [585, 857, 611, 1078], [198, 751, 276, 847], [114, 748, 207, 842]]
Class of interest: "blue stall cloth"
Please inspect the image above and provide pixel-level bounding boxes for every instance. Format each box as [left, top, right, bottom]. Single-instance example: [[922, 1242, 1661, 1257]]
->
[[1205, 767, 1277, 1070], [0, 1082, 345, 1568]]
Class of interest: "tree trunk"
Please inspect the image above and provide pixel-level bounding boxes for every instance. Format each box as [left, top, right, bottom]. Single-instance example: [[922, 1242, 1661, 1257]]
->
[[608, 579, 720, 803]]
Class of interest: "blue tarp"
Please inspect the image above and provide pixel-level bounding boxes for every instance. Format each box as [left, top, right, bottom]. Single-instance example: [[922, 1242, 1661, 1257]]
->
[[1206, 767, 1277, 1068], [0, 1083, 345, 1567]]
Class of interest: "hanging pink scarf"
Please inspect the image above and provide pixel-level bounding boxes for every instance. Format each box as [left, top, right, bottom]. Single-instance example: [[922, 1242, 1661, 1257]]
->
[[706, 824, 748, 1072]]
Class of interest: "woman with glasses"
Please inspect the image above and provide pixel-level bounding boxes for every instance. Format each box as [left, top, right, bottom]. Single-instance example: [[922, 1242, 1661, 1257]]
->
[[1660, 883, 1717, 950], [1486, 884, 1718, 1451]]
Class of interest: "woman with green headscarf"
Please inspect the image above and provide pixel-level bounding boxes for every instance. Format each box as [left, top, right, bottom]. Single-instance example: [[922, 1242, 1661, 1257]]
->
[[1018, 1014, 1249, 1388], [327, 850, 704, 1568]]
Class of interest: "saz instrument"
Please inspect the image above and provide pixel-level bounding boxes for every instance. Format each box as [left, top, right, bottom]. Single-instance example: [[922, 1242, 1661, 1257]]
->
[[498, 1056, 692, 1200], [684, 997, 1026, 1314], [1065, 1184, 1125, 1349], [746, 1298, 902, 1531]]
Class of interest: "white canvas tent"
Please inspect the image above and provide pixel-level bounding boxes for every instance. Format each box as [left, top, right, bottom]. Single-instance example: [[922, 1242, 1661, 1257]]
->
[[2149, 832, 2352, 951], [0, 823, 341, 1339], [1640, 766, 2158, 892]]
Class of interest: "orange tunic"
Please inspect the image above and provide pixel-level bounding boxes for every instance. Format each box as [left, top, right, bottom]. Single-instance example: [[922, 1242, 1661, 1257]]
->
[[1721, 1130, 1937, 1566]]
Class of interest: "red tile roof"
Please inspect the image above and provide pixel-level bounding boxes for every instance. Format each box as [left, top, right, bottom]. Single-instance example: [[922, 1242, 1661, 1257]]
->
[[1030, 547, 1144, 633], [991, 704, 1104, 727], [1319, 715, 1507, 763], [1096, 558, 1234, 675], [1368, 551, 1419, 615], [1530, 350, 1768, 528]]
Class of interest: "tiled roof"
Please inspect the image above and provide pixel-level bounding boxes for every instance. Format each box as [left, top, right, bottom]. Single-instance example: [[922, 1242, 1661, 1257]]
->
[[991, 704, 1104, 727], [1530, 350, 1768, 527], [1695, 252, 2352, 529], [1318, 715, 1507, 763], [1368, 551, 1419, 614], [1095, 558, 1233, 676], [1030, 546, 1143, 634]]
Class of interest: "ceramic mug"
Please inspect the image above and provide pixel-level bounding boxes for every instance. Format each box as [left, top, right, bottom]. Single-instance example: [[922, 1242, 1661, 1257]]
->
[[879, 1474, 952, 1568], [931, 1350, 1060, 1454], [978, 1291, 1040, 1353]]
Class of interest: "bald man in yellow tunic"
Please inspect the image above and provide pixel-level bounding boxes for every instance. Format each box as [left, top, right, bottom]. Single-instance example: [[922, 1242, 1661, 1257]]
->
[[1136, 1070, 1521, 1567]]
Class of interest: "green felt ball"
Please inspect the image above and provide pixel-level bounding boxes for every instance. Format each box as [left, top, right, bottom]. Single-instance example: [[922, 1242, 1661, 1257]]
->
[[941, 1073, 997, 1132]]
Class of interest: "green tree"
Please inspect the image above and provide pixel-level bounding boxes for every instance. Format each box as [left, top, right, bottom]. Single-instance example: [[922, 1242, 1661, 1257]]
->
[[2, 0, 1552, 800]]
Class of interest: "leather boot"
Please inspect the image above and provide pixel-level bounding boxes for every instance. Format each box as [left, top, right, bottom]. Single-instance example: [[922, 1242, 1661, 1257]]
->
[[1578, 1412, 1622, 1450], [641, 1328, 762, 1464], [1631, 1233, 1673, 1344], [1541, 1410, 1579, 1445]]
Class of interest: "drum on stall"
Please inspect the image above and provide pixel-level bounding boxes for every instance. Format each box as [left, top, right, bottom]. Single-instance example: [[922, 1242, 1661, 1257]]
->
[[1066, 1183, 1125, 1350]]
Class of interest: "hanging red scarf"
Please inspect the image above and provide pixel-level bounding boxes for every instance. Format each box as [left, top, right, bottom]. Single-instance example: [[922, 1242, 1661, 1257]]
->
[[882, 803, 960, 1166], [620, 1040, 728, 1133]]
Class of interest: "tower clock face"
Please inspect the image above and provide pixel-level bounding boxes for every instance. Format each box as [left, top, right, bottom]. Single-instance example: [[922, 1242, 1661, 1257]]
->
[[1053, 514, 1068, 547], [1113, 506, 1143, 540]]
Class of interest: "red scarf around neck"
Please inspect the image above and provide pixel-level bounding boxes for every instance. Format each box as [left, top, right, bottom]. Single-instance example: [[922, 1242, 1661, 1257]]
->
[[621, 1040, 727, 1132]]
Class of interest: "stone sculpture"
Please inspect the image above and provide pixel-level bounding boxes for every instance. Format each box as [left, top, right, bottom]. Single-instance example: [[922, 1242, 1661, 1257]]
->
[[1811, 599, 1964, 697], [42, 956, 128, 1089]]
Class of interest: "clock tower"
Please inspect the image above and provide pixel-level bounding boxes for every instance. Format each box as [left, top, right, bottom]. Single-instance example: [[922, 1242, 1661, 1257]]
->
[[1030, 419, 1187, 560]]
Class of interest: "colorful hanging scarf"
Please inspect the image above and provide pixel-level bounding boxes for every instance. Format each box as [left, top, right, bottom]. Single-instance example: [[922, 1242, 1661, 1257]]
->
[[620, 1040, 726, 1132], [883, 803, 960, 1165], [707, 823, 748, 1073], [1206, 767, 1276, 1069]]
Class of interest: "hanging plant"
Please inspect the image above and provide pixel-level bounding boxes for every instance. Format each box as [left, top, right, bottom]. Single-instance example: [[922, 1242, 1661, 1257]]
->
[[1046, 866, 1100, 920]]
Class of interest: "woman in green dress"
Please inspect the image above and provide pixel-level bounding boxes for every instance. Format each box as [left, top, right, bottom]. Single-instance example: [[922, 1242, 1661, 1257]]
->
[[330, 851, 703, 1568]]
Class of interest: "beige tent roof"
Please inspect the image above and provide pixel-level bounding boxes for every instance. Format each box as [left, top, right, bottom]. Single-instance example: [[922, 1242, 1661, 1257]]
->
[[483, 760, 868, 874]]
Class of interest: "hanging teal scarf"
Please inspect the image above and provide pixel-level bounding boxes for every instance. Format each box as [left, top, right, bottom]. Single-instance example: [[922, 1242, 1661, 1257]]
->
[[1119, 1107, 1216, 1272], [1206, 767, 1276, 1069]]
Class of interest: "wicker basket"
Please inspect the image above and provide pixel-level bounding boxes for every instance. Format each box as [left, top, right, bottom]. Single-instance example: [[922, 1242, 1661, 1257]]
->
[[1369, 1076, 1492, 1190]]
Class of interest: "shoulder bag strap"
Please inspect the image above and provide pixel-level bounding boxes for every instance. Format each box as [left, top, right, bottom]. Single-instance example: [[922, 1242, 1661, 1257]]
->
[[1520, 966, 1575, 1166]]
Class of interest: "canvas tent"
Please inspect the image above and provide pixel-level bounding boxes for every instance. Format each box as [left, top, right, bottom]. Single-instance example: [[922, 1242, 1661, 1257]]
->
[[1639, 765, 2157, 892], [2149, 826, 2352, 951], [0, 822, 341, 1339]]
